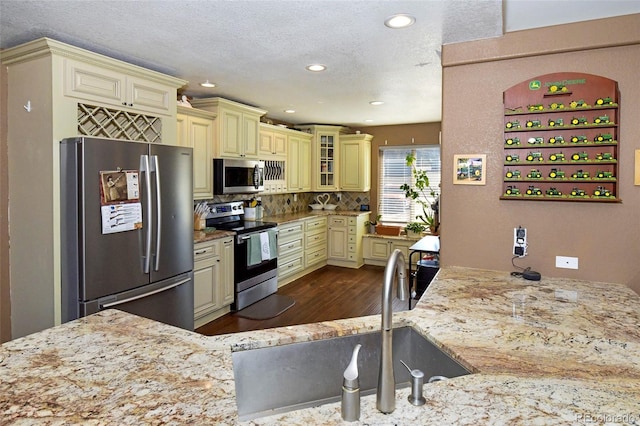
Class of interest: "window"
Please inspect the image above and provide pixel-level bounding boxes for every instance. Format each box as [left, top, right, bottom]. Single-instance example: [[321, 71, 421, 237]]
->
[[378, 146, 441, 225]]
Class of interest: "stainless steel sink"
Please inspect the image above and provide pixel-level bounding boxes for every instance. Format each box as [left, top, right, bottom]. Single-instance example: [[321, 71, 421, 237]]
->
[[232, 326, 471, 420]]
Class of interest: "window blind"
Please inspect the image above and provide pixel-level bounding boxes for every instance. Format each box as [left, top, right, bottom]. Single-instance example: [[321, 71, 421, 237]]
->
[[378, 146, 441, 225]]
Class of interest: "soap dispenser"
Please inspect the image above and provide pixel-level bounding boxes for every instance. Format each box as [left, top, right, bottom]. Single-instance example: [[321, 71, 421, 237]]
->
[[341, 343, 362, 422]]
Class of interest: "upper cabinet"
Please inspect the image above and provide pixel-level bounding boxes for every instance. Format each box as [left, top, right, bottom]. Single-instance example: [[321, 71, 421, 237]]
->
[[340, 133, 372, 192], [177, 106, 216, 200], [65, 59, 174, 116], [259, 123, 288, 158], [287, 132, 312, 193], [296, 124, 344, 191], [191, 97, 266, 159]]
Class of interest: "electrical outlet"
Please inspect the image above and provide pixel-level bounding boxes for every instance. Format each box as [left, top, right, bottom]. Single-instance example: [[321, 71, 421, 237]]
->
[[556, 256, 579, 269], [513, 226, 527, 257]]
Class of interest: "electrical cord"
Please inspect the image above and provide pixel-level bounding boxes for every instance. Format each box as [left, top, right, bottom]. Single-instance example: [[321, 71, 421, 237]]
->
[[510, 256, 532, 278]]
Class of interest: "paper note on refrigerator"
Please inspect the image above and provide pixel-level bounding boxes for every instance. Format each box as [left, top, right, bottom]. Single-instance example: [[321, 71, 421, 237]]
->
[[101, 203, 143, 234]]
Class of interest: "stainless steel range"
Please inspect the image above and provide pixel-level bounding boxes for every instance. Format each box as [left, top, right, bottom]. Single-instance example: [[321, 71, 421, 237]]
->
[[204, 201, 278, 311]]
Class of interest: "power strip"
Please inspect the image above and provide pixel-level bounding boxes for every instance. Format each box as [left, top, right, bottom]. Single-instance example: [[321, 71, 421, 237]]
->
[[513, 226, 527, 257]]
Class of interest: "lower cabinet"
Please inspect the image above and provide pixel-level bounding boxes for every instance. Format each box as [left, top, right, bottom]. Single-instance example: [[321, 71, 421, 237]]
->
[[277, 220, 305, 285], [363, 235, 420, 267], [305, 216, 328, 269], [327, 213, 368, 268], [193, 237, 234, 328]]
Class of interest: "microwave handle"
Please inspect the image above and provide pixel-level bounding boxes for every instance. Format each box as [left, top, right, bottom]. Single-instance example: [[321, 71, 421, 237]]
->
[[253, 164, 261, 189]]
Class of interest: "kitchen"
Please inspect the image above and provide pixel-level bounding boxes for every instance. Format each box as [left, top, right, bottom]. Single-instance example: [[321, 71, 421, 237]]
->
[[2, 3, 640, 425]]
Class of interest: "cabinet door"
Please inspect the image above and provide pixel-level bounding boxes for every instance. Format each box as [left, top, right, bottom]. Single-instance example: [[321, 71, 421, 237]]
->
[[127, 75, 171, 115], [367, 239, 391, 261], [194, 256, 220, 319], [299, 137, 312, 191], [287, 136, 301, 191], [315, 131, 339, 190], [259, 131, 274, 156], [220, 109, 242, 157], [273, 132, 287, 156], [243, 114, 260, 158], [176, 113, 188, 147], [220, 238, 235, 306], [340, 141, 362, 191], [328, 226, 348, 259], [189, 116, 214, 199], [65, 59, 124, 106]]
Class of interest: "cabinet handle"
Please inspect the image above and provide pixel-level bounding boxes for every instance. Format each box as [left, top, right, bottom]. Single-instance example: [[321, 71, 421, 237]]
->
[[195, 249, 208, 255]]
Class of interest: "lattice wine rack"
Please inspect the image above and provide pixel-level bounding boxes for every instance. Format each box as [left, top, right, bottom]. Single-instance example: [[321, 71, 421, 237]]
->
[[77, 103, 162, 143]]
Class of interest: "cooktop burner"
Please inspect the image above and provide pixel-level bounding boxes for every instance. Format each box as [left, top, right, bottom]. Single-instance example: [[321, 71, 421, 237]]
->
[[202, 201, 277, 234]]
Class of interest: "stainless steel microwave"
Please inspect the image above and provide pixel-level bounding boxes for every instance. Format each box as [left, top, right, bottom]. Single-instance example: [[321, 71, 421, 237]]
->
[[213, 158, 265, 194]]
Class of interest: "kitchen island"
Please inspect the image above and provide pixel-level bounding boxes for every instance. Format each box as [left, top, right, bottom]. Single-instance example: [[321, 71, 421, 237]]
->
[[2, 267, 639, 424]]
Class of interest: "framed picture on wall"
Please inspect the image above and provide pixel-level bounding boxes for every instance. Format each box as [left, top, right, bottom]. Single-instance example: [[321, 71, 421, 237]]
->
[[453, 154, 487, 185]]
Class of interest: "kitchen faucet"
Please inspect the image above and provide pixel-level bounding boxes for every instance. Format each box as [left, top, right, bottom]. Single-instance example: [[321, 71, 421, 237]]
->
[[376, 249, 409, 414]]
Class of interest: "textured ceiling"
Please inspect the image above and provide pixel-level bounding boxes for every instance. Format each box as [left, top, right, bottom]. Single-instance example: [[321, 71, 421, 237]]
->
[[1, 1, 638, 127]]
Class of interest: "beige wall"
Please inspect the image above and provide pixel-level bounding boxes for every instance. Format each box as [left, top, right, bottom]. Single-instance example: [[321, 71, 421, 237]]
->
[[441, 14, 640, 293], [1, 59, 10, 342], [355, 122, 441, 221]]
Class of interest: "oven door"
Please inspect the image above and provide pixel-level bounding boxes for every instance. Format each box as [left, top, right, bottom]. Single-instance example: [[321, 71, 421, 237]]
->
[[235, 230, 278, 290]]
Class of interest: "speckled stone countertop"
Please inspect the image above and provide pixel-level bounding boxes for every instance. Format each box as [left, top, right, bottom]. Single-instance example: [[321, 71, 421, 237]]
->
[[266, 210, 370, 225], [194, 228, 235, 244], [2, 267, 639, 425]]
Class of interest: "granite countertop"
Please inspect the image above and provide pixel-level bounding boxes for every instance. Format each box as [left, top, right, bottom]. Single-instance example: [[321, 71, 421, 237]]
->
[[194, 228, 236, 244], [267, 210, 370, 225], [2, 267, 639, 424]]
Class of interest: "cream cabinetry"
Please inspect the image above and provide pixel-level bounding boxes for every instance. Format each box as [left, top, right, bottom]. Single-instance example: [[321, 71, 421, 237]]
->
[[327, 213, 368, 268], [296, 125, 344, 191], [193, 237, 234, 329], [64, 59, 174, 116], [259, 123, 288, 158], [177, 106, 216, 199], [287, 133, 312, 193], [305, 216, 328, 269], [191, 98, 266, 159], [340, 134, 372, 192], [277, 220, 305, 285], [363, 235, 420, 267], [0, 38, 185, 338]]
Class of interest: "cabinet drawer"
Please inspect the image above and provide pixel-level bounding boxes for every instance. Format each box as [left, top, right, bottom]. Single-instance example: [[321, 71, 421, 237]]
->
[[329, 216, 347, 227], [305, 229, 327, 249], [278, 256, 304, 279], [348, 243, 357, 253], [279, 237, 303, 258], [194, 242, 217, 260], [305, 247, 327, 268], [305, 217, 327, 232], [348, 217, 357, 226], [347, 234, 358, 244], [279, 221, 304, 243]]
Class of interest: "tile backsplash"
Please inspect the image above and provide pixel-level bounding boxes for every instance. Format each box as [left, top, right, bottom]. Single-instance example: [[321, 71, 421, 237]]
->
[[200, 192, 370, 216]]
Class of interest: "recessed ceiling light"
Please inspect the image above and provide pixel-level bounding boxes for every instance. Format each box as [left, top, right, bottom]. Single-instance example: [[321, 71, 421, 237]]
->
[[364, 119, 374, 123], [284, 109, 295, 114], [384, 14, 416, 29], [200, 80, 216, 88], [306, 64, 327, 72], [369, 101, 384, 106]]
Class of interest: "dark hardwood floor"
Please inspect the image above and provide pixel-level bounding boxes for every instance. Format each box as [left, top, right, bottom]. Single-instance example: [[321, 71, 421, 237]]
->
[[196, 264, 410, 336]]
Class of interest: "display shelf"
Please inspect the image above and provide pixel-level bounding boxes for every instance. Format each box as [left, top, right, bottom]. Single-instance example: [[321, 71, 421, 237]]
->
[[502, 73, 620, 202]]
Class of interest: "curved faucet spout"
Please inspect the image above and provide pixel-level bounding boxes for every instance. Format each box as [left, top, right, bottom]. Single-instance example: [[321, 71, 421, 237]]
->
[[376, 249, 408, 414]]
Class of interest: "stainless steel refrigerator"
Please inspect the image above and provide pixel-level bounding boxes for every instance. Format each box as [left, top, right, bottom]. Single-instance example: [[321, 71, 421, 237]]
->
[[60, 137, 194, 330]]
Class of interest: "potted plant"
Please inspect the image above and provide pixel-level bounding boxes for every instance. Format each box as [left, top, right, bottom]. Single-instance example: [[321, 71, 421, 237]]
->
[[400, 153, 440, 235], [405, 222, 426, 237], [364, 214, 382, 234]]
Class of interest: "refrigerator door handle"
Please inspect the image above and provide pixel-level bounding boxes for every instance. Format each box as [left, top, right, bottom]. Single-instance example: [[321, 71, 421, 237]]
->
[[100, 278, 191, 309], [140, 154, 152, 274], [150, 155, 162, 271]]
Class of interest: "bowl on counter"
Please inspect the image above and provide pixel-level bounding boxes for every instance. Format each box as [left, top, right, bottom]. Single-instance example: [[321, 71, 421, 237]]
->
[[323, 204, 337, 210], [309, 204, 323, 210]]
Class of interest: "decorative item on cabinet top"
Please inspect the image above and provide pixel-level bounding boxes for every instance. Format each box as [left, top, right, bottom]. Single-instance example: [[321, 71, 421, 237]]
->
[[501, 72, 620, 203]]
